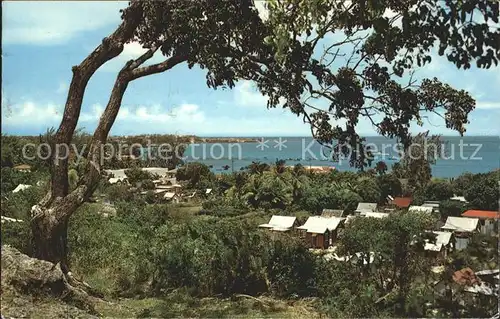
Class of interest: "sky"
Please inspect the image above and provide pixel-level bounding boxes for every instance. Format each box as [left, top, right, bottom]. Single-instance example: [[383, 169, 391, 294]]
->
[[2, 1, 500, 137]]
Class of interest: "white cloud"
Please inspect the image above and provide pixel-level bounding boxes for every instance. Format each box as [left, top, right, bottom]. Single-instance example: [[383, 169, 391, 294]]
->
[[99, 42, 167, 72], [3, 1, 127, 45], [1, 101, 62, 127], [56, 82, 68, 94], [476, 101, 500, 109], [234, 81, 268, 107]]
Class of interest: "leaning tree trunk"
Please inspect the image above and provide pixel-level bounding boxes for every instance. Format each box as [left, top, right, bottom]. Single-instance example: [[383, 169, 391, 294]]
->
[[31, 3, 143, 267], [31, 35, 186, 270]]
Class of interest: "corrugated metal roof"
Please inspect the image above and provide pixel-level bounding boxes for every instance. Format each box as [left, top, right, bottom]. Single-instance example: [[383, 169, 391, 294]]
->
[[297, 216, 343, 233], [362, 212, 389, 219], [164, 192, 176, 199], [462, 210, 500, 219], [391, 197, 412, 208], [424, 231, 453, 251], [12, 184, 32, 193], [321, 209, 344, 217], [355, 202, 377, 212], [408, 205, 434, 214], [442, 216, 479, 232], [259, 215, 296, 230]]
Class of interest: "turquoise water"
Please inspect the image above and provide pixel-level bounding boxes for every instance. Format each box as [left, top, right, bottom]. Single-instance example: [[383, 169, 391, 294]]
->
[[182, 136, 499, 177]]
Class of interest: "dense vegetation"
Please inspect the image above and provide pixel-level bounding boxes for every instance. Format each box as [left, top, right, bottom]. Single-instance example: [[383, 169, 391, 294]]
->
[[2, 133, 498, 317]]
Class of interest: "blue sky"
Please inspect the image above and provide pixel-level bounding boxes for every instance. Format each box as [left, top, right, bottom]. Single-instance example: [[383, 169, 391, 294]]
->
[[2, 1, 500, 137]]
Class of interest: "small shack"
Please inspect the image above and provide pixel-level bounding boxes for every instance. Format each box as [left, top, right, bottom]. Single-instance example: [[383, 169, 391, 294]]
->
[[408, 205, 434, 215], [362, 212, 389, 218], [355, 202, 377, 214], [13, 164, 31, 172], [441, 216, 479, 250], [258, 215, 298, 232], [390, 197, 412, 209], [423, 201, 440, 213], [424, 231, 454, 259], [297, 216, 344, 249], [164, 192, 180, 203], [461, 210, 499, 235], [321, 209, 344, 218], [12, 184, 32, 193]]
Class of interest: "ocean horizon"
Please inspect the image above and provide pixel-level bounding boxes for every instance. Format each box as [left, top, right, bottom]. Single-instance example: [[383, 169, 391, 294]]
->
[[182, 136, 500, 178]]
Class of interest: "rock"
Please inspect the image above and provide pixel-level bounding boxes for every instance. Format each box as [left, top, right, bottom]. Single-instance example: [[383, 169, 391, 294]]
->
[[1, 245, 98, 318]]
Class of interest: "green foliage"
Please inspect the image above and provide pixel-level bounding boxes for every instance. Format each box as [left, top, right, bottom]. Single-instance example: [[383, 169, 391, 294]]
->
[[68, 204, 155, 296], [68, 169, 79, 191], [376, 174, 402, 202], [106, 184, 133, 203], [141, 179, 155, 190], [124, 167, 154, 185], [424, 180, 454, 201], [439, 200, 467, 220], [0, 167, 48, 195], [356, 176, 381, 203], [176, 162, 213, 188], [464, 173, 498, 210]]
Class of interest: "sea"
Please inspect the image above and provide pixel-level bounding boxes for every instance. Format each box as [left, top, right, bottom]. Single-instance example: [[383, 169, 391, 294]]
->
[[182, 136, 499, 178]]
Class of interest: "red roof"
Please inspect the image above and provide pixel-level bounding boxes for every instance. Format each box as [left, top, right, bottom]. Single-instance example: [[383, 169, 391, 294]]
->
[[391, 197, 412, 208], [462, 210, 500, 219], [453, 268, 480, 286]]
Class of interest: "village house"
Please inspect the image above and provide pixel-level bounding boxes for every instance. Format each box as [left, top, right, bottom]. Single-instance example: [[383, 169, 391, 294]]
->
[[408, 205, 434, 214], [258, 215, 298, 232], [362, 212, 389, 218], [355, 202, 377, 214], [164, 192, 180, 203], [424, 231, 454, 259], [389, 196, 412, 209], [450, 195, 468, 203], [321, 209, 344, 218], [12, 184, 31, 193], [297, 216, 344, 249], [441, 216, 479, 250], [12, 164, 31, 172], [461, 210, 499, 235], [422, 201, 440, 213]]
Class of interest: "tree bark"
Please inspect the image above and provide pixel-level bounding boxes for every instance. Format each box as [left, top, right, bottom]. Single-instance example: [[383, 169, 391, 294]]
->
[[32, 41, 186, 268], [49, 3, 143, 201], [32, 2, 143, 265]]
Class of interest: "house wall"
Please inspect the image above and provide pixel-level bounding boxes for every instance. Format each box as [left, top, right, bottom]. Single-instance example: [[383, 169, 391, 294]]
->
[[455, 236, 470, 251], [305, 232, 328, 249], [480, 219, 497, 235]]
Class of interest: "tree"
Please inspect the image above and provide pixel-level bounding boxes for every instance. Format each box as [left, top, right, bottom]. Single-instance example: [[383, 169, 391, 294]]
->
[[124, 167, 154, 185], [439, 200, 467, 220], [30, 0, 268, 270], [32, 0, 499, 273], [464, 174, 498, 210], [247, 161, 271, 175], [376, 173, 402, 203], [356, 176, 382, 203], [339, 213, 435, 315], [451, 172, 475, 196], [176, 162, 213, 188], [397, 133, 445, 188], [424, 179, 454, 201], [254, 0, 498, 168], [375, 161, 388, 175]]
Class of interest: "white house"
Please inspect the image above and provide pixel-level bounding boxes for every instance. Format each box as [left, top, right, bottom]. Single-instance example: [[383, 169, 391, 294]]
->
[[408, 205, 434, 214], [12, 184, 32, 193], [441, 216, 479, 250], [355, 202, 377, 214], [258, 215, 297, 232], [424, 231, 454, 258], [297, 216, 344, 248]]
